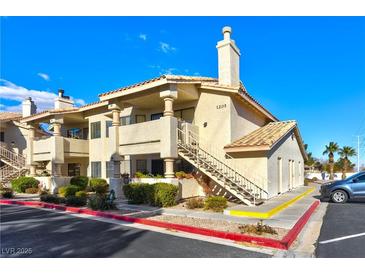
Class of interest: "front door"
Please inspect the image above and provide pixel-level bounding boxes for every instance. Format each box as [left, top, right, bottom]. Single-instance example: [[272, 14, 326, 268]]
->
[[350, 174, 365, 197], [151, 159, 164, 176]]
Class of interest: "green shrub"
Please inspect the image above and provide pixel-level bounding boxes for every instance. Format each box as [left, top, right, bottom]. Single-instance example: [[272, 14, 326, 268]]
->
[[175, 171, 187, 179], [11, 176, 39, 193], [239, 220, 278, 235], [186, 197, 204, 209], [25, 187, 39, 194], [123, 183, 178, 207], [70, 176, 89, 190], [40, 194, 64, 204], [151, 183, 178, 207], [204, 196, 227, 212], [58, 185, 80, 198], [89, 178, 109, 195], [1, 187, 14, 198], [87, 194, 115, 210], [65, 196, 87, 207], [123, 183, 153, 204], [75, 190, 87, 198]]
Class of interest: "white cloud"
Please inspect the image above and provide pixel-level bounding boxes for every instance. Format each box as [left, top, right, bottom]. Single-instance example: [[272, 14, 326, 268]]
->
[[0, 79, 85, 112], [159, 42, 176, 54], [139, 34, 147, 41], [148, 65, 178, 75], [37, 72, 50, 81]]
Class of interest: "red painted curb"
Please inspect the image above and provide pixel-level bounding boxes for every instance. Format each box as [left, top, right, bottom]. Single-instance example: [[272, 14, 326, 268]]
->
[[0, 199, 320, 250]]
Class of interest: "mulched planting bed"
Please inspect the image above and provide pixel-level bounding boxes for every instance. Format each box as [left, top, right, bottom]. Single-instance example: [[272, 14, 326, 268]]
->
[[146, 215, 288, 240]]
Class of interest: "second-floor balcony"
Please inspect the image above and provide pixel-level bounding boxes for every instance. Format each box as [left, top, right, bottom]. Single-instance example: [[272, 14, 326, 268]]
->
[[33, 136, 89, 161]]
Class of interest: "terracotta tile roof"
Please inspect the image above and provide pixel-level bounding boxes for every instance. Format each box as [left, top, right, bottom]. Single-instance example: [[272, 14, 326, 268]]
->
[[0, 112, 22, 122], [98, 74, 218, 97], [225, 121, 297, 149]]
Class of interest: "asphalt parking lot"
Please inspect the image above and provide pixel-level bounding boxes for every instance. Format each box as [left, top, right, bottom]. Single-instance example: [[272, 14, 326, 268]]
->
[[316, 201, 365, 258], [0, 204, 270, 258]]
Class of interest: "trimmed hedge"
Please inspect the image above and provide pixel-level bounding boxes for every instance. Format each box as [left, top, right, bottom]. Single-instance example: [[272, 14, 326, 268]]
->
[[152, 183, 178, 207], [70, 176, 89, 190], [123, 183, 178, 207], [58, 185, 80, 198], [87, 194, 115, 210], [204, 196, 227, 212], [123, 183, 153, 204], [75, 190, 87, 198], [65, 196, 87, 207], [40, 194, 65, 204], [1, 187, 14, 198], [89, 178, 109, 195], [11, 177, 39, 193]]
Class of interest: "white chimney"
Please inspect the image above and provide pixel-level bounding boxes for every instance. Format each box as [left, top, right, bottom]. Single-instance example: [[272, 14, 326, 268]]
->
[[216, 26, 241, 87], [22, 97, 37, 117], [54, 89, 74, 110]]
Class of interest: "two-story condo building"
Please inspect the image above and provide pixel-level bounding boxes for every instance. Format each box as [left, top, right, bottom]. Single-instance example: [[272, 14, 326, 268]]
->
[[0, 26, 307, 206]]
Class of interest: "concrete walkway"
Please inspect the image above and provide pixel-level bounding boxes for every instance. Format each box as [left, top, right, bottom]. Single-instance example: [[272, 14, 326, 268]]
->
[[226, 186, 313, 213], [115, 185, 321, 229]]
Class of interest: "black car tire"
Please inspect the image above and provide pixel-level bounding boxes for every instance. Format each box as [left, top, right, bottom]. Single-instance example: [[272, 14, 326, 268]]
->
[[331, 190, 348, 203]]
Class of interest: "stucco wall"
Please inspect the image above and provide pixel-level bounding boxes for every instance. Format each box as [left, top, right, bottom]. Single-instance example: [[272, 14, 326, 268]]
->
[[230, 97, 267, 142], [194, 90, 232, 158], [1, 121, 29, 156], [88, 113, 114, 178], [267, 130, 304, 197]]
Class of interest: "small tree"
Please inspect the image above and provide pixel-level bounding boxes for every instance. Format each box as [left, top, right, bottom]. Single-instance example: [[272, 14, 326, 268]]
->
[[323, 142, 339, 180], [338, 146, 357, 179]]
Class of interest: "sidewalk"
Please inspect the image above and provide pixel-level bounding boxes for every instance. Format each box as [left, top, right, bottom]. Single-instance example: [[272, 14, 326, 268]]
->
[[115, 185, 320, 230]]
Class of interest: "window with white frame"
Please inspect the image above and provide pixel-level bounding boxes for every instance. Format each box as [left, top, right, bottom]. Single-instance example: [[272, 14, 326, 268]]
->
[[90, 121, 101, 139], [91, 161, 101, 178]]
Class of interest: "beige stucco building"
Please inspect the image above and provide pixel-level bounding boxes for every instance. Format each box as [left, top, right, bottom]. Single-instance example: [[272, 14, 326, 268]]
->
[[0, 26, 307, 205]]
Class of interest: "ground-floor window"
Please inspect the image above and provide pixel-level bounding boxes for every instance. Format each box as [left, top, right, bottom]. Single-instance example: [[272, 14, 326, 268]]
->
[[68, 163, 81, 177], [106, 161, 113, 178], [136, 159, 148, 173], [91, 161, 101, 178]]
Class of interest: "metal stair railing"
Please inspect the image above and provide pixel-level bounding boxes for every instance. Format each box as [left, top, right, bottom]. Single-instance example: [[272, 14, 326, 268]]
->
[[186, 128, 269, 188], [177, 127, 268, 204], [0, 145, 26, 169]]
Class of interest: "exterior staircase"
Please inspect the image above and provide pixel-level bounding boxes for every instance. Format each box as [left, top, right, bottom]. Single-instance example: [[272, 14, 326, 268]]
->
[[177, 125, 268, 206], [0, 143, 27, 187]]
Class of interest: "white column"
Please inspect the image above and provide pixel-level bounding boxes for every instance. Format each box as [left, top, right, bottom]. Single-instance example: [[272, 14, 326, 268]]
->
[[164, 158, 175, 178], [160, 85, 178, 179], [27, 125, 37, 176]]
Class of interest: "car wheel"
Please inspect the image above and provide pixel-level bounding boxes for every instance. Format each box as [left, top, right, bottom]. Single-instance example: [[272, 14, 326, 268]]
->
[[331, 190, 348, 203]]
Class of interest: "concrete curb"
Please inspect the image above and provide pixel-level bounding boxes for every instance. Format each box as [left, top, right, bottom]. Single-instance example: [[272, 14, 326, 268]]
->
[[225, 187, 316, 219], [0, 199, 320, 250]]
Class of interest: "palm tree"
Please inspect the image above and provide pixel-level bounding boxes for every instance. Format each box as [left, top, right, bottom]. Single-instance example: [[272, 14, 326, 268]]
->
[[338, 146, 357, 179], [323, 142, 339, 180]]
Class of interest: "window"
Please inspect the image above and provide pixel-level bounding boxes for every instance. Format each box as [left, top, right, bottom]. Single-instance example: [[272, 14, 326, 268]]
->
[[136, 159, 148, 173], [356, 175, 365, 182], [135, 115, 146, 124], [151, 113, 163, 120], [68, 163, 81, 177], [0, 132, 4, 142], [91, 161, 101, 178], [90, 122, 101, 139], [105, 121, 113, 137], [120, 116, 131, 126], [106, 161, 113, 178], [174, 107, 195, 123]]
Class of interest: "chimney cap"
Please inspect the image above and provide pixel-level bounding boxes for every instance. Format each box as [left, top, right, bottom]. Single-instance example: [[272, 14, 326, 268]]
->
[[222, 26, 232, 39]]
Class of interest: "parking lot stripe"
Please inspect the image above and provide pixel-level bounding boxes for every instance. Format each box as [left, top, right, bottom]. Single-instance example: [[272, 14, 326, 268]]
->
[[319, 232, 365, 244]]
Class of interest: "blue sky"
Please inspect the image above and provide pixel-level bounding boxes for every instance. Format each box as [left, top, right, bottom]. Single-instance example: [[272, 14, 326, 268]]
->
[[1, 16, 364, 164]]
